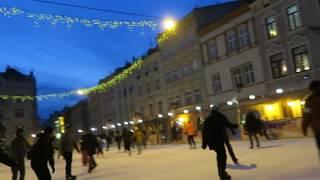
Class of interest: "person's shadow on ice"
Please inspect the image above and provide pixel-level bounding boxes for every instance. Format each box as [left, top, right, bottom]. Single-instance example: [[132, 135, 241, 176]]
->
[[227, 163, 257, 170]]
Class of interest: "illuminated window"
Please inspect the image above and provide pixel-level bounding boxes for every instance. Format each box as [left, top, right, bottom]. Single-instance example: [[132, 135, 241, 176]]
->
[[265, 15, 278, 39], [292, 45, 311, 73], [239, 25, 250, 48], [287, 4, 302, 30], [206, 38, 218, 61], [270, 53, 288, 78], [227, 30, 238, 52], [211, 73, 222, 94]]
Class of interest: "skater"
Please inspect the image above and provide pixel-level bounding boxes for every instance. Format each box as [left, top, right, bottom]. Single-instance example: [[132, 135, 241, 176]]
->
[[244, 110, 263, 149], [81, 132, 101, 173], [60, 125, 80, 180], [202, 109, 238, 180], [122, 128, 132, 156], [10, 126, 31, 180], [171, 123, 179, 142], [303, 80, 320, 159], [114, 130, 122, 152], [133, 127, 145, 155], [184, 120, 197, 149], [30, 127, 55, 180]]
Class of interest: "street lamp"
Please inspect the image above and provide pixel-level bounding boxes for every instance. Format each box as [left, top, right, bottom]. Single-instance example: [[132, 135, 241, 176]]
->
[[77, 129, 83, 133], [183, 110, 189, 114], [158, 114, 164, 118], [163, 17, 176, 31], [124, 121, 129, 125], [275, 88, 284, 94], [138, 119, 143, 123], [249, 95, 256, 100], [102, 126, 107, 130], [76, 89, 85, 96], [195, 106, 201, 111], [168, 112, 173, 117]]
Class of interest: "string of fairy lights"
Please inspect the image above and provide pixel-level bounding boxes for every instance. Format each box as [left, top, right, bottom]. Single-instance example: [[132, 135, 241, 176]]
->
[[0, 3, 177, 102]]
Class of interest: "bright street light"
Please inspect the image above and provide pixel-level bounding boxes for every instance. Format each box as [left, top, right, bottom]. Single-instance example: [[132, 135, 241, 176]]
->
[[227, 101, 233, 106], [138, 119, 143, 123], [196, 106, 201, 111], [110, 125, 116, 129], [77, 129, 84, 133], [168, 112, 174, 117], [129, 121, 134, 124], [183, 110, 189, 114], [275, 88, 284, 94], [163, 17, 176, 31], [158, 114, 163, 118], [124, 121, 129, 125], [249, 95, 256, 100], [76, 89, 85, 95], [91, 127, 97, 131], [117, 123, 122, 127], [209, 104, 214, 108], [31, 134, 37, 138], [102, 126, 107, 130]]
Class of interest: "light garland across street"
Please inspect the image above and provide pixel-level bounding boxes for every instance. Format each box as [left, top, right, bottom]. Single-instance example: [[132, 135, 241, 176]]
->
[[0, 6, 159, 31], [0, 59, 144, 101]]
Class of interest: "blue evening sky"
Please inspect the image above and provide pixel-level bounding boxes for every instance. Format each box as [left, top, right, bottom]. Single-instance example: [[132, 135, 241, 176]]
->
[[0, 0, 228, 119]]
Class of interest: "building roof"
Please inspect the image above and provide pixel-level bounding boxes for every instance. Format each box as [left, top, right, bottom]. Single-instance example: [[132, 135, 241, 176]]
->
[[0, 66, 34, 81], [193, 0, 245, 30]]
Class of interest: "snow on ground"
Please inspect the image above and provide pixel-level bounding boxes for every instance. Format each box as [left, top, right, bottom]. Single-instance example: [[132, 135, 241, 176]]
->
[[0, 138, 319, 180]]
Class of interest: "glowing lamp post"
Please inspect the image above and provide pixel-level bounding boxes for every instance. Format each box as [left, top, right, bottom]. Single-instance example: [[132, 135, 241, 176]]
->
[[163, 18, 176, 31]]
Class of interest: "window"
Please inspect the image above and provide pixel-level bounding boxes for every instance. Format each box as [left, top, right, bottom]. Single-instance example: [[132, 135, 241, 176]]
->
[[231, 63, 256, 87], [194, 89, 202, 103], [185, 92, 193, 105], [292, 45, 311, 73], [176, 95, 181, 107], [287, 4, 302, 30], [138, 86, 143, 96], [244, 63, 255, 84], [211, 73, 222, 94], [15, 109, 24, 118], [239, 25, 250, 48], [227, 30, 238, 52], [155, 79, 161, 90], [136, 75, 141, 80], [129, 85, 133, 94], [270, 53, 288, 78], [265, 15, 278, 39], [153, 62, 159, 72], [140, 106, 144, 117], [206, 39, 218, 61], [148, 104, 153, 117], [231, 67, 243, 87], [182, 64, 191, 76], [158, 101, 163, 114], [146, 83, 151, 93], [0, 109, 3, 119]]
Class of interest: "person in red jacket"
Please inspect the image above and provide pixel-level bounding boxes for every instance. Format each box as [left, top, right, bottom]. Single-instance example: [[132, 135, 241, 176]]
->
[[303, 80, 320, 159]]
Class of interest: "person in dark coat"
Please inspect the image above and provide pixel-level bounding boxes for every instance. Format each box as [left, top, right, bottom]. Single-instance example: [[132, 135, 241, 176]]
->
[[60, 125, 80, 180], [244, 111, 263, 149], [202, 109, 238, 180], [303, 80, 320, 158], [81, 132, 102, 173], [114, 130, 122, 152], [10, 127, 31, 180], [30, 127, 55, 180], [122, 128, 132, 156]]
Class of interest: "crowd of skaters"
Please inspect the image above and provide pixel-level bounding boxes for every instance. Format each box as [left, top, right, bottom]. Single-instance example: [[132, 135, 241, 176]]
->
[[0, 80, 320, 180]]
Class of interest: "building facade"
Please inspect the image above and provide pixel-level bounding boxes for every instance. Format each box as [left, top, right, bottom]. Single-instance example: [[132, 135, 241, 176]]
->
[[0, 66, 37, 141]]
